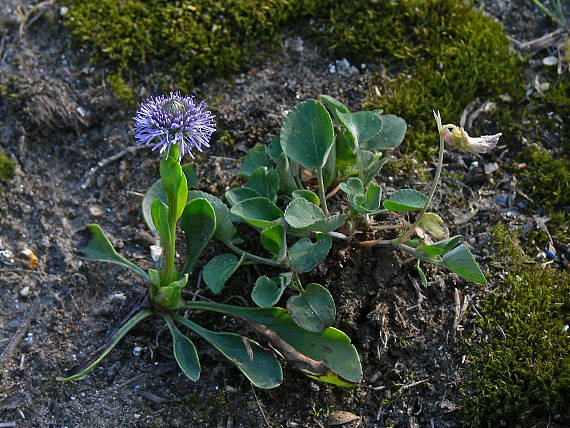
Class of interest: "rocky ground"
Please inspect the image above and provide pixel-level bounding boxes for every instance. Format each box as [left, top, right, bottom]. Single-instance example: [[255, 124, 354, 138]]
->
[[0, 1, 567, 427]]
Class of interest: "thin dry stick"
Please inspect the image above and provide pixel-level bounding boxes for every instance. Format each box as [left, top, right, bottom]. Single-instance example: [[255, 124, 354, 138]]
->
[[81, 145, 146, 189], [0, 299, 40, 370], [251, 384, 271, 428]]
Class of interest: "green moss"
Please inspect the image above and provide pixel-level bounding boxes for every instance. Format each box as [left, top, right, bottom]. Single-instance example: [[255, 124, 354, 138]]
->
[[62, 0, 311, 94], [513, 145, 570, 242], [0, 152, 15, 181], [108, 72, 137, 108], [460, 224, 570, 427]]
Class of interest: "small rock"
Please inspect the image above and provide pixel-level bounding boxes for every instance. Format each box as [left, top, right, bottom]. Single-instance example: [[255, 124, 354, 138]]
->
[[20, 286, 31, 297], [89, 204, 104, 217]]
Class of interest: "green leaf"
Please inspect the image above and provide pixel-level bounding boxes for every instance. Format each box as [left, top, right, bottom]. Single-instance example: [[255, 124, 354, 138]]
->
[[339, 177, 364, 197], [230, 197, 283, 229], [173, 314, 283, 389], [432, 235, 462, 253], [318, 94, 350, 123], [57, 309, 152, 381], [337, 111, 382, 146], [363, 154, 388, 185], [163, 315, 200, 381], [289, 234, 332, 272], [72, 224, 147, 279], [309, 213, 346, 233], [151, 198, 171, 243], [280, 99, 334, 170], [184, 302, 363, 385], [203, 253, 245, 294], [362, 114, 406, 150], [181, 163, 199, 188], [275, 153, 299, 195], [292, 189, 320, 206], [180, 198, 216, 274], [417, 260, 428, 287], [160, 157, 187, 219], [440, 244, 487, 284], [286, 283, 335, 333], [246, 166, 279, 202], [260, 224, 287, 261], [267, 133, 283, 160], [225, 187, 261, 206], [188, 191, 237, 242], [413, 244, 446, 259], [383, 189, 428, 212], [284, 198, 325, 229], [142, 179, 167, 237], [355, 182, 382, 213], [251, 274, 291, 307], [335, 130, 356, 169], [238, 144, 271, 177]]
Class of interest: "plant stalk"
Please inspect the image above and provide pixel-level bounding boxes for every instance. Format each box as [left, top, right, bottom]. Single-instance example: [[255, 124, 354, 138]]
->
[[399, 132, 445, 243], [316, 166, 329, 216]]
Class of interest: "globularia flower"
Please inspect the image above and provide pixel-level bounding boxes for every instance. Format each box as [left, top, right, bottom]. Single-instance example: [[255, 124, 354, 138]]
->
[[134, 92, 216, 160], [433, 110, 501, 156]]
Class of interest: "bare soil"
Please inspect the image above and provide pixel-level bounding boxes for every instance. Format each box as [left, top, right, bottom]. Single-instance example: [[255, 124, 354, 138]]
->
[[0, 1, 566, 427]]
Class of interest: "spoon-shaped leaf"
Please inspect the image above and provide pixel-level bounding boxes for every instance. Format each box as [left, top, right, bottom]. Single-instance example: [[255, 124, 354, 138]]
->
[[252, 274, 291, 307], [72, 224, 147, 279], [287, 283, 335, 333], [230, 197, 283, 229], [163, 315, 200, 381], [180, 198, 216, 274], [383, 189, 429, 212], [173, 314, 283, 389], [337, 111, 382, 146], [260, 224, 287, 261], [284, 198, 325, 229], [289, 234, 332, 272], [203, 253, 245, 294], [362, 114, 406, 150], [142, 179, 167, 237], [188, 190, 237, 242], [246, 166, 279, 202], [280, 99, 334, 170], [238, 143, 271, 177]]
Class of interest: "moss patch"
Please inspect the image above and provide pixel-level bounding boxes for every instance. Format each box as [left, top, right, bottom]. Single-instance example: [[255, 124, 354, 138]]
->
[[460, 224, 570, 427], [514, 145, 570, 243], [0, 152, 15, 182]]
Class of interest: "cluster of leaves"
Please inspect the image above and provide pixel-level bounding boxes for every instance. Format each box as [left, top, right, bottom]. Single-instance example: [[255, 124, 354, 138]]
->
[[460, 224, 569, 427], [62, 95, 486, 390]]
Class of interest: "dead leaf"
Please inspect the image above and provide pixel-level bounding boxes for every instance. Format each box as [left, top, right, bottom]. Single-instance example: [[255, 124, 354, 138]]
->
[[328, 410, 360, 426]]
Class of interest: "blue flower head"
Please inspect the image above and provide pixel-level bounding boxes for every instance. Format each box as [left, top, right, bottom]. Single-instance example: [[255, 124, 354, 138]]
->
[[134, 92, 216, 160]]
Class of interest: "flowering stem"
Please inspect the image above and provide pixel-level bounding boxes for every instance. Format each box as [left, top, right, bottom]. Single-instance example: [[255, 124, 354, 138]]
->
[[316, 166, 329, 216], [399, 131, 445, 243], [162, 196, 179, 284]]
